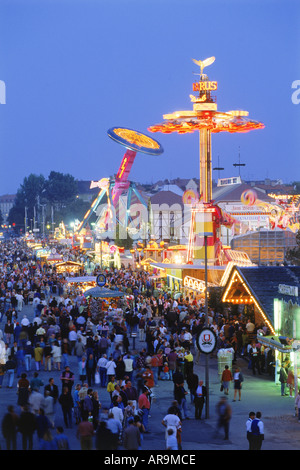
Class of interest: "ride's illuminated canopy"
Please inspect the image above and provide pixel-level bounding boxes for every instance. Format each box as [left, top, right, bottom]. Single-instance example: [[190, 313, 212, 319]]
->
[[148, 109, 264, 135], [148, 57, 264, 135]]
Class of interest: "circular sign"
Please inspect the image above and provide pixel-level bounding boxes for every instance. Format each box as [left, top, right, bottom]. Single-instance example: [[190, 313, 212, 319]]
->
[[96, 274, 106, 287], [107, 127, 164, 156], [196, 328, 217, 354]]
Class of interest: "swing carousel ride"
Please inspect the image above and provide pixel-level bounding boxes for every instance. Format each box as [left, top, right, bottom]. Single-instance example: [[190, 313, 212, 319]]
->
[[148, 56, 265, 265]]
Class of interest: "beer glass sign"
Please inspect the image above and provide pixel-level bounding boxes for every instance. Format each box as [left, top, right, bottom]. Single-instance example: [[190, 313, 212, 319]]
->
[[197, 328, 217, 354]]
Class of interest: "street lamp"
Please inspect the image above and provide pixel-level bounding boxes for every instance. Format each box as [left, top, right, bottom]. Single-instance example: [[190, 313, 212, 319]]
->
[[198, 231, 213, 419]]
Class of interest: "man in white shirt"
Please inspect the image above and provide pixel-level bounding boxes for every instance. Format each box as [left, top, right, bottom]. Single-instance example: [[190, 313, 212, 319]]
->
[[97, 354, 108, 387], [15, 293, 24, 312], [246, 411, 255, 450], [250, 411, 264, 450], [68, 329, 78, 355], [21, 315, 30, 327], [33, 316, 42, 326], [111, 398, 124, 424], [161, 411, 181, 443], [123, 354, 134, 382]]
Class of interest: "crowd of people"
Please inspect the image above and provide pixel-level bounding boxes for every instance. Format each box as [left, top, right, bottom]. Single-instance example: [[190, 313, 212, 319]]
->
[[0, 237, 276, 450]]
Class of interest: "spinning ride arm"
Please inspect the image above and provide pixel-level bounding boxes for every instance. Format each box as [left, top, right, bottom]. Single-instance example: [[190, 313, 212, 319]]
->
[[111, 149, 137, 206]]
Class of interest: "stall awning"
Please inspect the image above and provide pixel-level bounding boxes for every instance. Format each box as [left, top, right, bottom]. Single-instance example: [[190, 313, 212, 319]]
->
[[257, 335, 293, 354], [65, 276, 96, 284], [83, 287, 125, 298]]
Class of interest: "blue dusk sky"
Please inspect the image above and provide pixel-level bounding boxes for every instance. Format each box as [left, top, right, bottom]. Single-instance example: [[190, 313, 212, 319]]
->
[[0, 0, 299, 195]]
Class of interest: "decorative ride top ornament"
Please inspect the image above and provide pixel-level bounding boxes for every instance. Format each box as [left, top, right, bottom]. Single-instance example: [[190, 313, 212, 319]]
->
[[192, 56, 216, 76]]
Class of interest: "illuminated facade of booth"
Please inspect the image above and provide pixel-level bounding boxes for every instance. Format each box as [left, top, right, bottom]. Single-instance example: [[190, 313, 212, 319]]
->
[[54, 261, 84, 275], [221, 266, 275, 334], [221, 265, 300, 389], [149, 262, 224, 296]]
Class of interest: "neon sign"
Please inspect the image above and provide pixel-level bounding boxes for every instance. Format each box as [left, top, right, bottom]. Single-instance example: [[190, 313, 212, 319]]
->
[[278, 284, 298, 297], [193, 81, 218, 92], [184, 275, 206, 292]]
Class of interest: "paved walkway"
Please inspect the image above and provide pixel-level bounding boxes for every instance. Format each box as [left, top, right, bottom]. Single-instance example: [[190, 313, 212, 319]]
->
[[0, 301, 299, 451]]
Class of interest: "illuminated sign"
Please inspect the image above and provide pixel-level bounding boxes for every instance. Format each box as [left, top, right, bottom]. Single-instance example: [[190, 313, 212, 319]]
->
[[184, 275, 206, 292], [97, 274, 106, 287], [278, 284, 298, 297], [193, 81, 218, 92], [197, 328, 217, 354]]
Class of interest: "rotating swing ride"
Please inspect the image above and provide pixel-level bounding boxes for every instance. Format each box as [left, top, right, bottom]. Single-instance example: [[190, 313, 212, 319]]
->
[[148, 57, 265, 265], [76, 127, 163, 236]]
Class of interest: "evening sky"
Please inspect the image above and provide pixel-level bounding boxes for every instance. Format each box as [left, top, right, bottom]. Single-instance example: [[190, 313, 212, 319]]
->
[[0, 0, 299, 195]]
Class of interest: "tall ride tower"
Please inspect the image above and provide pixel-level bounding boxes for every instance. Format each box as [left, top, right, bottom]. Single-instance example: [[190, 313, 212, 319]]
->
[[148, 57, 264, 264]]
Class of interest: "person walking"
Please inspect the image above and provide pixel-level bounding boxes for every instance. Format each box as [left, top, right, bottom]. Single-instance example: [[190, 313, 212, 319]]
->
[[76, 416, 94, 450], [44, 377, 59, 405], [249, 341, 261, 375], [215, 396, 232, 441], [18, 405, 37, 450], [166, 428, 178, 450], [36, 408, 53, 444], [106, 356, 117, 382], [106, 412, 122, 449], [279, 364, 288, 396], [295, 389, 300, 422], [246, 411, 256, 450], [60, 365, 75, 393], [5, 355, 16, 388], [43, 341, 53, 372], [250, 411, 264, 450], [86, 352, 96, 388], [81, 388, 94, 422], [78, 356, 87, 385], [1, 405, 19, 450], [174, 382, 189, 420], [24, 341, 34, 372], [53, 426, 71, 450], [221, 365, 233, 396], [194, 380, 207, 420], [287, 367, 295, 397], [42, 391, 55, 426], [38, 429, 58, 450], [95, 420, 114, 450], [233, 367, 244, 401], [97, 354, 108, 388], [161, 408, 182, 448], [138, 387, 151, 432], [28, 388, 44, 415], [58, 386, 74, 429], [34, 343, 44, 371], [17, 372, 30, 410], [123, 417, 141, 450], [51, 340, 62, 371]]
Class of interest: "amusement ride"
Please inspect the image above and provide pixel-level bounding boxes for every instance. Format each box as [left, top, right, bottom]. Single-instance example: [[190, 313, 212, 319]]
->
[[148, 56, 265, 265], [76, 127, 163, 236]]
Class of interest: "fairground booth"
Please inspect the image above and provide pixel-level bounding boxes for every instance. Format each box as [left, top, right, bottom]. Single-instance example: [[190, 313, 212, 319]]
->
[[54, 260, 84, 275], [83, 285, 126, 323], [221, 265, 300, 392]]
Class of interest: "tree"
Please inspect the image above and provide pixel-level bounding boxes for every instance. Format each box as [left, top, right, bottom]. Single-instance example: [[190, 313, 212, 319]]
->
[[52, 197, 91, 227], [44, 171, 78, 209], [8, 174, 45, 230]]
